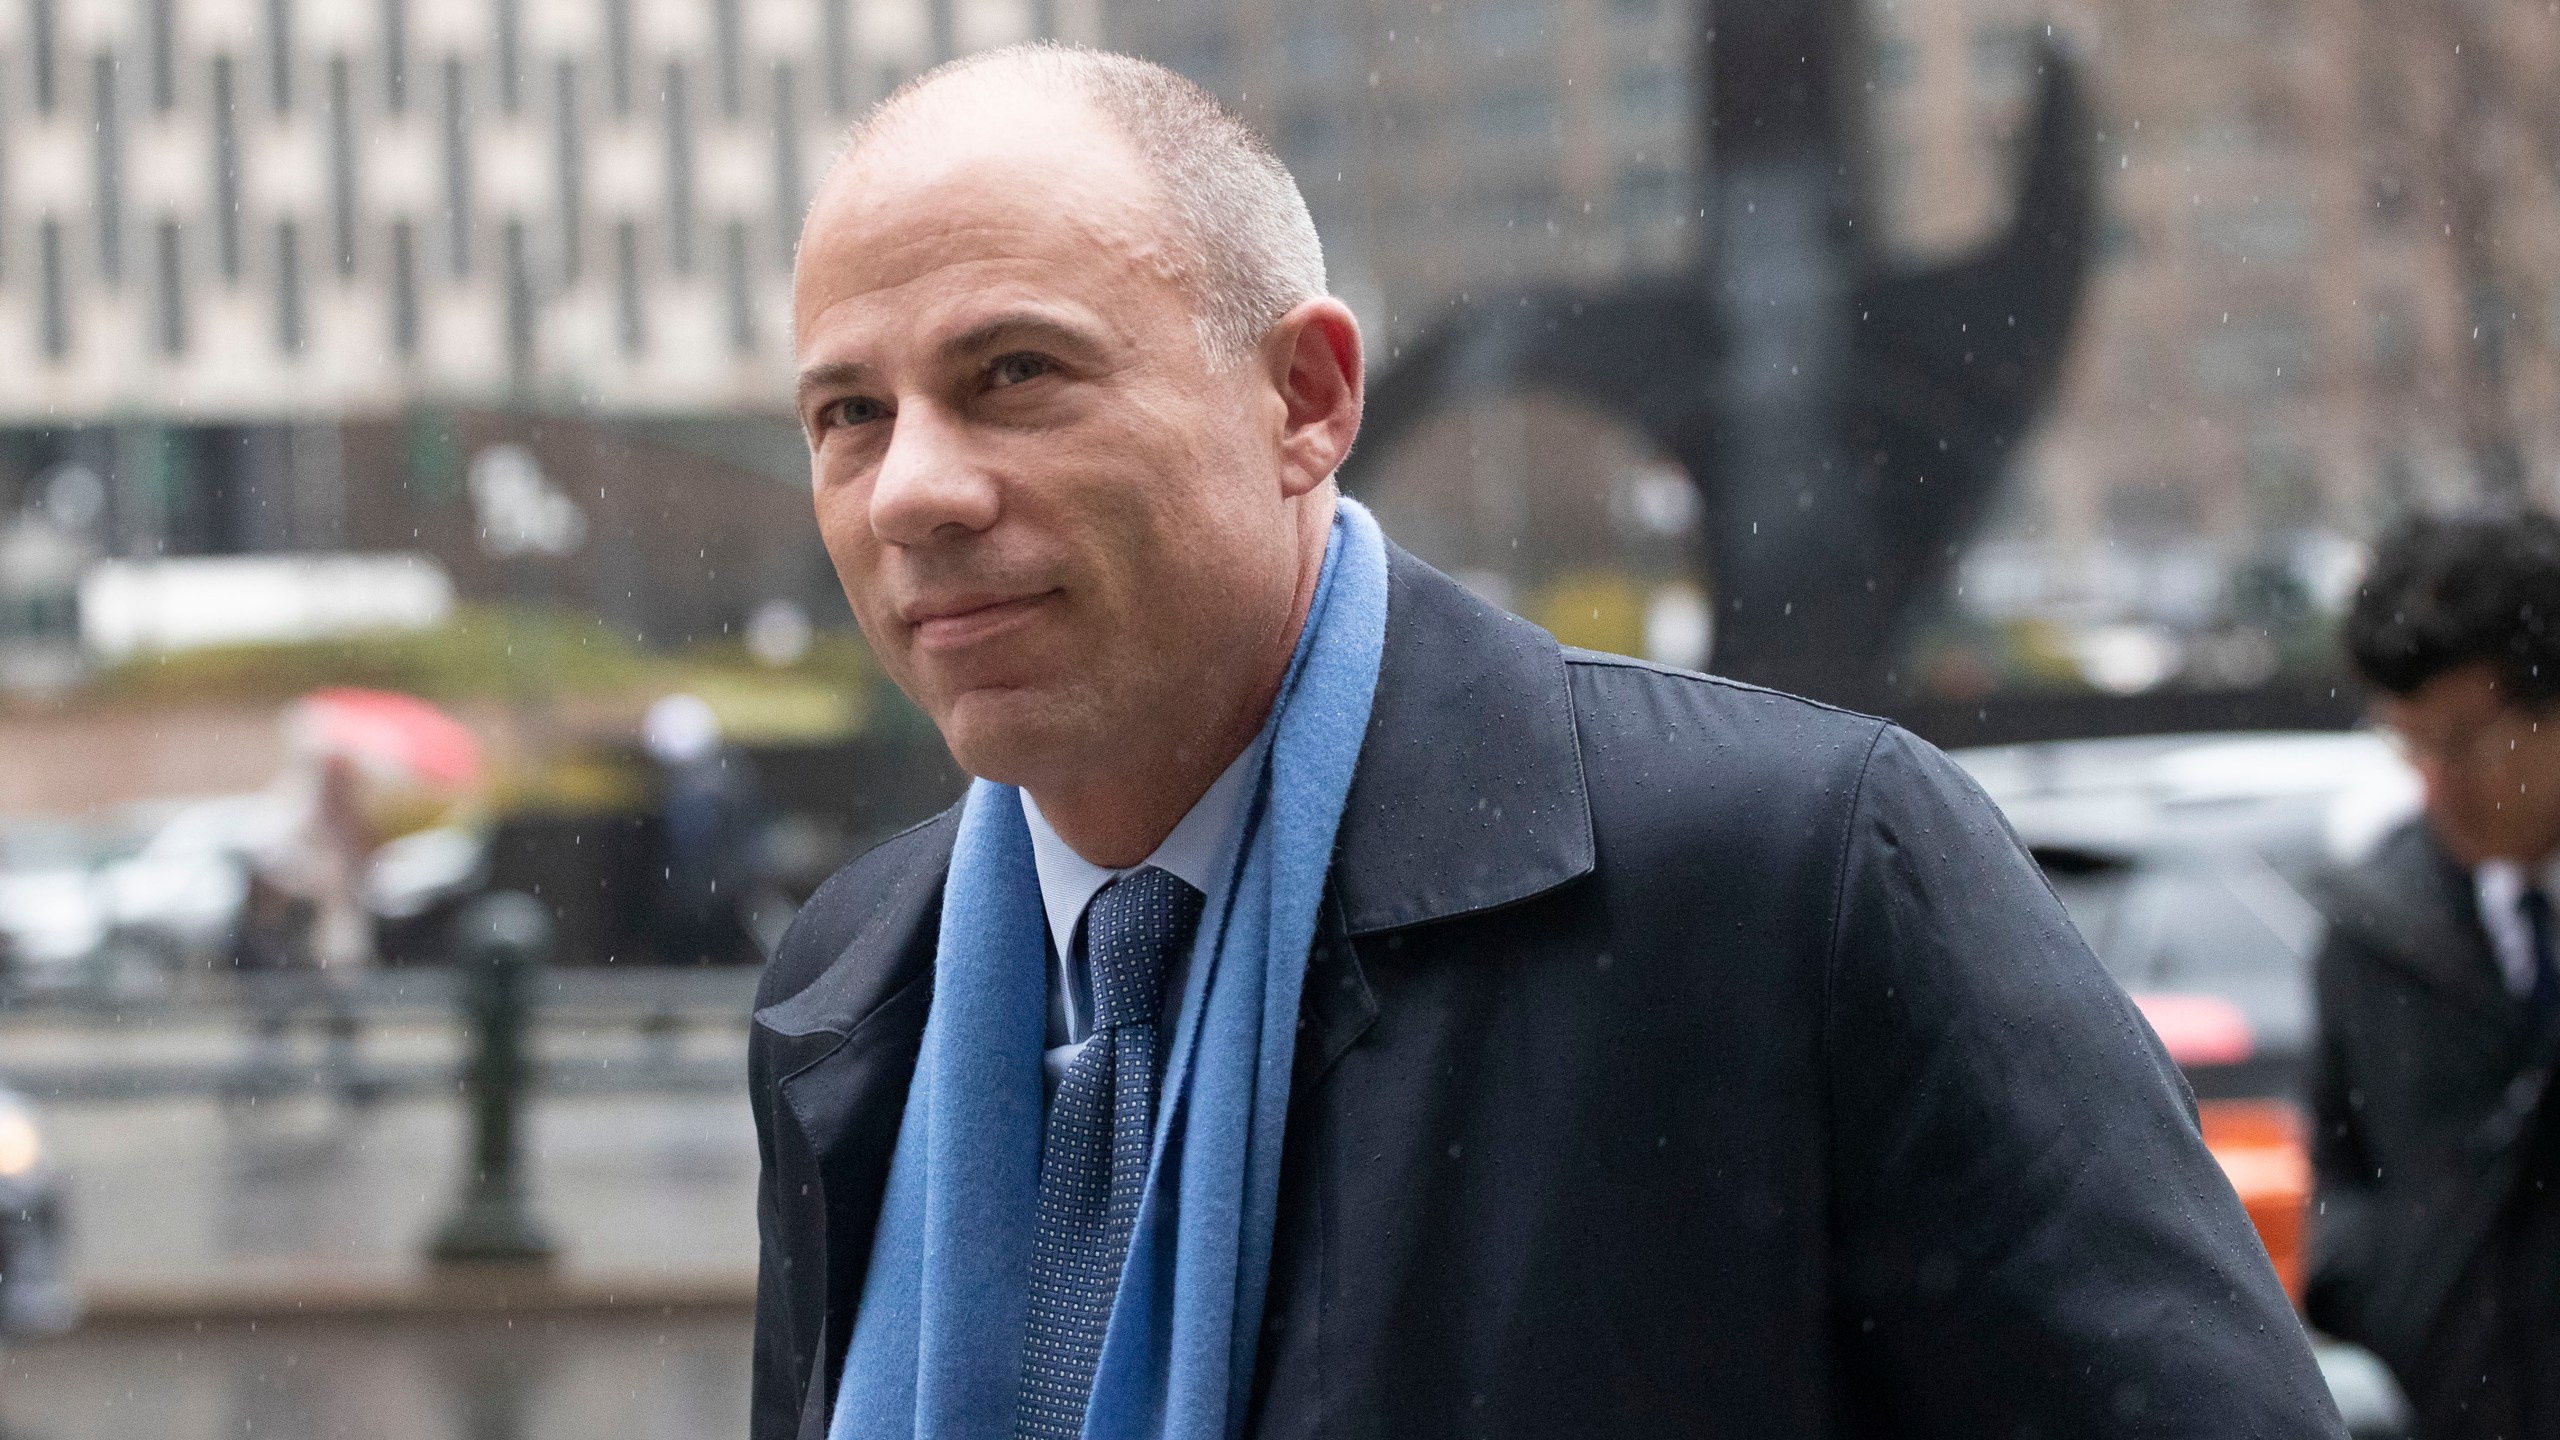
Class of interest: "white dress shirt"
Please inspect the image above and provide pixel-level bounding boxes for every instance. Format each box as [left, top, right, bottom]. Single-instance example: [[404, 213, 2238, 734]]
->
[[2474, 855, 2560, 999], [1020, 736, 1267, 1088]]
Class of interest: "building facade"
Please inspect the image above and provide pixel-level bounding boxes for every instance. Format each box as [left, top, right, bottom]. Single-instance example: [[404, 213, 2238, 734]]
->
[[10, 0, 2550, 687], [0, 0, 1706, 426], [0, 0, 1099, 423], [1871, 0, 2560, 615]]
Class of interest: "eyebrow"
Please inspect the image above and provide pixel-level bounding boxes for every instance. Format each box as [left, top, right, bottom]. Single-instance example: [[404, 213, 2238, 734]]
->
[[794, 310, 1106, 407], [795, 359, 869, 403], [944, 311, 1098, 359]]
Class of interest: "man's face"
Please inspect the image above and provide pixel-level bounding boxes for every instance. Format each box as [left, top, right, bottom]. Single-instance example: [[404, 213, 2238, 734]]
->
[[791, 93, 1316, 792], [2377, 662, 2560, 865]]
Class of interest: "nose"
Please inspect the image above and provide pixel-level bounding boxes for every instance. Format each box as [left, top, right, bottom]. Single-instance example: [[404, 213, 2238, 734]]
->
[[868, 402, 1000, 547]]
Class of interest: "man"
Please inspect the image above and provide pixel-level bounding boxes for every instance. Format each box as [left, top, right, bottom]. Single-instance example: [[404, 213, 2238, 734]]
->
[[2312, 510, 2560, 1437], [646, 693, 774, 965], [757, 43, 2339, 1440]]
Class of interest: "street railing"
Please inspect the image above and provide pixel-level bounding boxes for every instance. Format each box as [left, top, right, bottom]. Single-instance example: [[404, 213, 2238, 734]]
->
[[0, 963, 762, 1103]]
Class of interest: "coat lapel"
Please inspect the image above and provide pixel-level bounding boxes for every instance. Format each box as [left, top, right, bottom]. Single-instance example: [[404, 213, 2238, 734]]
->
[[2330, 820, 2521, 1031], [1289, 543, 1599, 1089], [755, 808, 956, 1440], [1330, 543, 1598, 937], [1295, 888, 1378, 1096]]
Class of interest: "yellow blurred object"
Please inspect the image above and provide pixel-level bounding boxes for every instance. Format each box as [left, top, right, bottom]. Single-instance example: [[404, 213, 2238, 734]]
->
[[2001, 617, 2088, 686], [490, 749, 652, 816], [2199, 1098, 2311, 1303], [361, 782, 470, 843], [1532, 572, 1648, 657], [0, 1101, 41, 1178], [678, 670, 869, 745]]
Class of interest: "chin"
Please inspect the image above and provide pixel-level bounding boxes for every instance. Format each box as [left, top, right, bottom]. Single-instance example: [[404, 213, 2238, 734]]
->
[[935, 686, 1097, 788]]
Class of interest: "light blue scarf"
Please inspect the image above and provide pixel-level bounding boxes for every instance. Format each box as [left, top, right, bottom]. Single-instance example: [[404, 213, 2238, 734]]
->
[[833, 499, 1390, 1440]]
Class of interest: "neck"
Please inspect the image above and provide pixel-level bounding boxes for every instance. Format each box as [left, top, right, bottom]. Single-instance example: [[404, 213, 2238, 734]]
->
[[1028, 495, 1335, 867], [1031, 704, 1264, 868]]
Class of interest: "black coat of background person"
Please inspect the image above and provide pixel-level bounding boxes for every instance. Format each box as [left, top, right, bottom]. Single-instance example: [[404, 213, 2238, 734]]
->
[[2310, 819, 2560, 1438], [747, 544, 2343, 1439]]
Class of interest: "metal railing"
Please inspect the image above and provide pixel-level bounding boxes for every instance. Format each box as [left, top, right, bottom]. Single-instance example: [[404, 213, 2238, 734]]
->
[[0, 958, 761, 1103]]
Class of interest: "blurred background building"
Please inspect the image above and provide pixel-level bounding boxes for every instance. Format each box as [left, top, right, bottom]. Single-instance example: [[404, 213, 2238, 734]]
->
[[1879, 0, 2560, 688], [6, 0, 2546, 699], [1121, 0, 2560, 698], [0, 0, 1110, 418], [0, 0, 1114, 700]]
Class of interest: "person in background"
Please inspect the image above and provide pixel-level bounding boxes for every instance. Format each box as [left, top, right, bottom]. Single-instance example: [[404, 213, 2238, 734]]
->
[[239, 746, 377, 1092], [2315, 508, 2560, 1437], [645, 693, 771, 965]]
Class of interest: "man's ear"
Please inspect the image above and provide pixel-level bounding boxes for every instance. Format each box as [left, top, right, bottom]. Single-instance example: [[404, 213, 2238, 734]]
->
[[1264, 298, 1364, 499]]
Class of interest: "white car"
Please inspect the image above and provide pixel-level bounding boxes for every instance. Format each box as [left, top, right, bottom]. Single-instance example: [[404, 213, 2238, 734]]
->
[[1, 796, 292, 996], [97, 793, 291, 959], [0, 821, 114, 991], [1954, 729, 2420, 1078]]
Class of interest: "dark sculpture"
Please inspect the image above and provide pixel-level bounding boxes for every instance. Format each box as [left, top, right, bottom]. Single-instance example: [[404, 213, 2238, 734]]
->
[[1343, 0, 2096, 706]]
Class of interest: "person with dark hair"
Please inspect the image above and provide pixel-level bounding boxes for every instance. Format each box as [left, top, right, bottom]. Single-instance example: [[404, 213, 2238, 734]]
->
[[2313, 506, 2560, 1437]]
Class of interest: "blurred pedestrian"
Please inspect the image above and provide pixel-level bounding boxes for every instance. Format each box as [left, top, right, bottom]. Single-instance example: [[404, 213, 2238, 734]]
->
[[238, 750, 376, 1091], [644, 693, 770, 965], [750, 43, 2339, 1440], [2313, 509, 2560, 1437]]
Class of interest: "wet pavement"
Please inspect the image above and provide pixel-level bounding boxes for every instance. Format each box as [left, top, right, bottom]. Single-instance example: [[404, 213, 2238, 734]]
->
[[1, 1004, 764, 1437], [1, 983, 759, 1298], [35, 1090, 758, 1300]]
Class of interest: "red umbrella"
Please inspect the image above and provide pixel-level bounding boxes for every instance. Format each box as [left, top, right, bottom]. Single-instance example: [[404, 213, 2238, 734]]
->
[[291, 688, 485, 789]]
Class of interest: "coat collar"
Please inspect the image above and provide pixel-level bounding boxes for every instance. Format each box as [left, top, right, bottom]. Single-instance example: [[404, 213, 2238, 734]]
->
[[754, 538, 1598, 1040], [2325, 817, 2518, 1025], [754, 810, 954, 1045], [1331, 539, 1596, 935]]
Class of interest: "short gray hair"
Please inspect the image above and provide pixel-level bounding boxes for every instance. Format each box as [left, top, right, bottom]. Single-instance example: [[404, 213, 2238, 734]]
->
[[844, 44, 1328, 367]]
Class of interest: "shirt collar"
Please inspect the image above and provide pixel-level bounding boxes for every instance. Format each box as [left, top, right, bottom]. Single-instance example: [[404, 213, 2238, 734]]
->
[[2473, 855, 2560, 996], [2476, 855, 2560, 906], [1020, 734, 1268, 962]]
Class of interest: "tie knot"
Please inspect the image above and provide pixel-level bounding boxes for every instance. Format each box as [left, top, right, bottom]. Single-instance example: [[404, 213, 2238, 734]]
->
[[1082, 866, 1203, 1032]]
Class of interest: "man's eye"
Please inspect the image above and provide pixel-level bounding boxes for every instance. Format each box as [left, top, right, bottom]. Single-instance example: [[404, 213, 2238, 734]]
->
[[829, 396, 889, 427], [989, 353, 1054, 388]]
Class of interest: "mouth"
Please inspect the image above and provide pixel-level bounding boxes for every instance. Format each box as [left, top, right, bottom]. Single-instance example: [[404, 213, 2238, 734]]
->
[[903, 590, 1059, 651]]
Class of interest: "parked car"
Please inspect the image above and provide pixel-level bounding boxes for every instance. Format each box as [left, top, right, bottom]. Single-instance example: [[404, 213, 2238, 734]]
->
[[96, 793, 288, 969], [1954, 730, 2421, 1438], [0, 819, 119, 994], [1959, 731, 2419, 1077], [0, 1084, 78, 1340], [0, 798, 292, 1000]]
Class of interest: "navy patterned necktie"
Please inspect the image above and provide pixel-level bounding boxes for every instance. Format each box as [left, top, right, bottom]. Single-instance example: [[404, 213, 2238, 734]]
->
[[1018, 866, 1205, 1440], [2522, 887, 2560, 1036]]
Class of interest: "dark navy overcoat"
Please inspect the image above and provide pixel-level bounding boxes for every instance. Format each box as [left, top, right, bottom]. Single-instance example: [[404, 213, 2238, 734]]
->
[[747, 542, 2343, 1439]]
